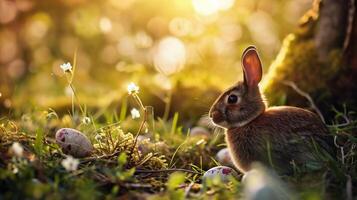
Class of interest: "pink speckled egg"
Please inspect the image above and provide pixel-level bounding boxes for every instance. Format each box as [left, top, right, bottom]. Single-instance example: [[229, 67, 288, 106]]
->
[[55, 128, 93, 158], [203, 166, 238, 182]]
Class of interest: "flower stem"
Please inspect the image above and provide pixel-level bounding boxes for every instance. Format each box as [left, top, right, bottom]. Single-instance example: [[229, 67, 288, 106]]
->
[[129, 107, 147, 159], [127, 93, 148, 164], [69, 83, 86, 117], [163, 89, 172, 121]]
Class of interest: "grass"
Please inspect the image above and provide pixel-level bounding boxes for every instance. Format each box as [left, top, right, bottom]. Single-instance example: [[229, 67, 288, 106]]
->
[[0, 99, 356, 199], [0, 65, 356, 199]]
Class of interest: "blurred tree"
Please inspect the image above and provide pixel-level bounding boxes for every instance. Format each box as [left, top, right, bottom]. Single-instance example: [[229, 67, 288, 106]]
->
[[263, 0, 357, 121]]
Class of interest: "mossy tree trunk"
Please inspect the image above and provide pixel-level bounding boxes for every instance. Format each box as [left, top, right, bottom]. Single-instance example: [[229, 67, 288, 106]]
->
[[263, 0, 356, 121]]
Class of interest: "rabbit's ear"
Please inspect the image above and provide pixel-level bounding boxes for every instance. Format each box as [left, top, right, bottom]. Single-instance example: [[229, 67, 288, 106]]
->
[[242, 46, 262, 88]]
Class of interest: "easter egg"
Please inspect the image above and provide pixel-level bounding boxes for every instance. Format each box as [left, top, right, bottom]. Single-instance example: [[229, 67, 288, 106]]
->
[[242, 164, 292, 200], [55, 128, 93, 158], [216, 148, 234, 167], [137, 135, 151, 155], [190, 127, 210, 138], [203, 166, 238, 182], [137, 135, 150, 143]]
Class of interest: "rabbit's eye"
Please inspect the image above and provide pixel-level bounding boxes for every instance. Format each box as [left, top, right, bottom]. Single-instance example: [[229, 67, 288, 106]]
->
[[227, 94, 238, 104]]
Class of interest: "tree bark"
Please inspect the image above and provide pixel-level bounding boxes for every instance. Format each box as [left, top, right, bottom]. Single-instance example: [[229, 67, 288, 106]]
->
[[263, 0, 357, 121]]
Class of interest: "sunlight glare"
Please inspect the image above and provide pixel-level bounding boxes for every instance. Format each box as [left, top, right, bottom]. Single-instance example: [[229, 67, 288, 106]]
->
[[192, 0, 235, 16], [153, 36, 186, 76], [99, 17, 112, 33], [217, 0, 235, 10], [192, 0, 218, 16]]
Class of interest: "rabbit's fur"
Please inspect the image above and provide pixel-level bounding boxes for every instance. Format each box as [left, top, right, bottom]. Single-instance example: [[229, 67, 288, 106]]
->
[[209, 46, 334, 174]]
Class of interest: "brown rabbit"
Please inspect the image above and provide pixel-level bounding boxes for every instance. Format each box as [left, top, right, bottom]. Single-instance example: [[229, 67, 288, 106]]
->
[[209, 46, 334, 174]]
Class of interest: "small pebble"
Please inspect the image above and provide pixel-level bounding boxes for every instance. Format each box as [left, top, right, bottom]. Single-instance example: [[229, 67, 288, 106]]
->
[[216, 148, 234, 167], [203, 166, 238, 183], [137, 135, 151, 155], [190, 127, 210, 138], [55, 128, 93, 158], [137, 135, 150, 143]]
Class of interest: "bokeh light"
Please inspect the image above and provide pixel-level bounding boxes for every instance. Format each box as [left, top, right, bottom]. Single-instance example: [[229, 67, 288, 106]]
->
[[0, 30, 18, 63], [99, 17, 112, 33], [0, 0, 17, 24], [0, 0, 314, 112], [247, 11, 280, 53], [192, 0, 235, 16], [169, 17, 193, 37], [134, 31, 153, 49], [153, 36, 186, 76], [192, 0, 219, 16]]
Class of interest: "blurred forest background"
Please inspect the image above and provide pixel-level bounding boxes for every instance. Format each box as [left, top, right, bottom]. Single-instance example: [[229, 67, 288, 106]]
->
[[0, 0, 315, 123], [1, 0, 356, 199]]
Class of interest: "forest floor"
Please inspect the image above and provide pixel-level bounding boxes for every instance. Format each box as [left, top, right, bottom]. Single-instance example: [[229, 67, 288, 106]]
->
[[0, 86, 356, 200]]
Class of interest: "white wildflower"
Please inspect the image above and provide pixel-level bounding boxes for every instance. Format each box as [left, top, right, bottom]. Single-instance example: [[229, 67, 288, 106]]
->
[[12, 166, 19, 174], [82, 116, 91, 125], [60, 62, 72, 73], [10, 142, 24, 157], [61, 155, 79, 171], [131, 108, 140, 119], [94, 134, 103, 141], [127, 82, 139, 94]]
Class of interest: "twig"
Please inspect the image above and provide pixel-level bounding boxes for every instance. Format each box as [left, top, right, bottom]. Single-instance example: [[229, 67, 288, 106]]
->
[[346, 174, 352, 200], [185, 182, 195, 198], [282, 81, 326, 123], [121, 183, 152, 189], [81, 150, 121, 164], [135, 168, 201, 175], [282, 81, 353, 165], [334, 135, 345, 164], [330, 107, 351, 127], [283, 80, 353, 128]]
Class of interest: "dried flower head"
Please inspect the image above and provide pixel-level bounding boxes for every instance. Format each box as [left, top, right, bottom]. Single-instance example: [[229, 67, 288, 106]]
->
[[131, 108, 141, 119], [61, 155, 79, 171], [10, 142, 24, 157], [60, 62, 73, 73], [82, 117, 91, 125], [95, 134, 103, 141], [127, 82, 139, 94], [12, 166, 19, 174]]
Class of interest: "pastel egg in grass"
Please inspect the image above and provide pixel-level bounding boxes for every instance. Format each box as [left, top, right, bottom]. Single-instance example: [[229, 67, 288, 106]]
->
[[137, 136, 170, 155], [55, 128, 93, 158], [137, 135, 151, 155], [242, 164, 292, 200], [216, 148, 235, 167], [203, 166, 239, 183], [189, 126, 211, 139]]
